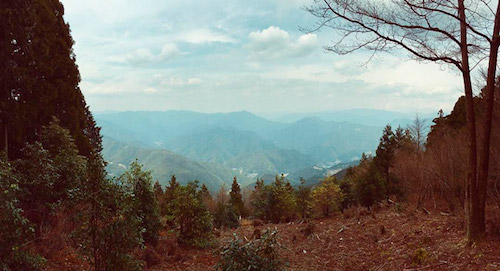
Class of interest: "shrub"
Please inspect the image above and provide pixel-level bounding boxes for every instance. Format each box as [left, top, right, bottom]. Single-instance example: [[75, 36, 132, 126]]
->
[[173, 181, 214, 248], [296, 178, 312, 219], [250, 175, 297, 223], [73, 177, 144, 270], [311, 176, 343, 217], [353, 163, 386, 208], [214, 202, 239, 229], [338, 179, 355, 212], [394, 202, 405, 213], [412, 248, 428, 265], [119, 160, 161, 245], [215, 230, 285, 271], [0, 160, 46, 270]]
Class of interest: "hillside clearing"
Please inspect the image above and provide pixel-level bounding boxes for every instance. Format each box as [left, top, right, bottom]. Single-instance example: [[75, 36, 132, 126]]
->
[[154, 206, 500, 271]]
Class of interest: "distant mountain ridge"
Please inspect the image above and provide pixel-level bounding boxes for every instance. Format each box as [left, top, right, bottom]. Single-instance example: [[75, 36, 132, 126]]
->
[[273, 108, 436, 127], [95, 109, 418, 189], [102, 136, 252, 191]]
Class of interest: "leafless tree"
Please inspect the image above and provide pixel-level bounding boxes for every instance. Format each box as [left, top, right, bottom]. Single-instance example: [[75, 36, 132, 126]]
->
[[216, 184, 229, 205], [409, 114, 427, 152], [306, 0, 500, 242]]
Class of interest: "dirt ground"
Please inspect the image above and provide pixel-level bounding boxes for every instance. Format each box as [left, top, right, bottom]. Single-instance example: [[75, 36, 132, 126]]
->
[[153, 205, 500, 271]]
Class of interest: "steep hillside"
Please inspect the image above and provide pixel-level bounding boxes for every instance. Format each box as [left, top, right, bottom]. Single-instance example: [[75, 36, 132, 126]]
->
[[97, 118, 151, 147], [227, 148, 316, 174], [102, 136, 251, 191], [164, 127, 277, 163], [286, 161, 358, 186]]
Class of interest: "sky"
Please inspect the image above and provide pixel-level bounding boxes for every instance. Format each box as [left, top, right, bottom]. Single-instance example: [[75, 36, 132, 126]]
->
[[61, 0, 466, 116]]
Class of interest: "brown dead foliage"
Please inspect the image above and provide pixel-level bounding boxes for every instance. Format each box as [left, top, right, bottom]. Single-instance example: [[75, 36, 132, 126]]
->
[[153, 206, 500, 271]]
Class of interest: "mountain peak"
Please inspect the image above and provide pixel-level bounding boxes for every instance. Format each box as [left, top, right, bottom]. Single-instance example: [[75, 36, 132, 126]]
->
[[294, 116, 325, 125]]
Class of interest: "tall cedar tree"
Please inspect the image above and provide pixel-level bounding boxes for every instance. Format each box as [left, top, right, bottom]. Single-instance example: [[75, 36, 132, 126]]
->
[[174, 181, 214, 248], [229, 177, 246, 217], [14, 119, 87, 227], [162, 175, 179, 217], [120, 161, 161, 245], [250, 178, 267, 220], [374, 125, 395, 179], [374, 125, 400, 196], [76, 135, 143, 270], [0, 0, 94, 160], [296, 178, 312, 219]]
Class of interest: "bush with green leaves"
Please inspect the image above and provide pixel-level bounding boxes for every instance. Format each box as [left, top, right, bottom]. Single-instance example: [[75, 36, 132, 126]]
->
[[250, 178, 268, 219], [39, 118, 88, 203], [338, 177, 355, 212], [73, 179, 144, 271], [251, 175, 297, 223], [168, 181, 214, 248], [73, 150, 143, 270], [0, 159, 46, 270], [215, 229, 285, 271], [353, 162, 386, 209], [213, 202, 239, 229], [296, 178, 312, 219], [13, 119, 87, 224], [119, 160, 161, 245], [311, 176, 343, 217]]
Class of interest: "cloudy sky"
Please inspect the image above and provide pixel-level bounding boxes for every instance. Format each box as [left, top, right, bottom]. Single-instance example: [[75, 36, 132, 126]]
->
[[61, 0, 465, 116]]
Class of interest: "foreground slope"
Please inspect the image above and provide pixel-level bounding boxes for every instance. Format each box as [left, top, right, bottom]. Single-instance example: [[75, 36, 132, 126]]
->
[[152, 207, 500, 271]]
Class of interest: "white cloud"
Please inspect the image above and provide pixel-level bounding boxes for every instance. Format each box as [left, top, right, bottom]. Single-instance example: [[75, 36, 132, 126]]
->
[[61, 0, 464, 115], [144, 87, 158, 93], [175, 29, 236, 44], [160, 44, 181, 60], [356, 58, 462, 97], [113, 48, 155, 64], [109, 43, 180, 65], [157, 76, 203, 87], [273, 0, 312, 8], [187, 78, 203, 85], [248, 26, 318, 60]]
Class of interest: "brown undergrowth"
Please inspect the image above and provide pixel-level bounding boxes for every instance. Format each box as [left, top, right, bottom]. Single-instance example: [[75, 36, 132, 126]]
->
[[153, 205, 500, 271]]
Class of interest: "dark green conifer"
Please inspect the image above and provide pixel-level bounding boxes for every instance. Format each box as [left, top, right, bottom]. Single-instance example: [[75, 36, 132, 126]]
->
[[229, 177, 246, 217], [1, 0, 95, 160], [120, 161, 161, 245]]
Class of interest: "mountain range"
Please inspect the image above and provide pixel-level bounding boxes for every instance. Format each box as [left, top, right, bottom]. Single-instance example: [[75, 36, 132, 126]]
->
[[95, 109, 431, 191]]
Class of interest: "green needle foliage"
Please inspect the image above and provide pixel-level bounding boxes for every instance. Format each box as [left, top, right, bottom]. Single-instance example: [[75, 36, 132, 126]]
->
[[120, 160, 161, 245], [229, 177, 247, 217], [165, 181, 214, 248]]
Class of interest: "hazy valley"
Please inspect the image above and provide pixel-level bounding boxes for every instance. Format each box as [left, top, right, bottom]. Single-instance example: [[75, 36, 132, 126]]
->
[[96, 109, 431, 190]]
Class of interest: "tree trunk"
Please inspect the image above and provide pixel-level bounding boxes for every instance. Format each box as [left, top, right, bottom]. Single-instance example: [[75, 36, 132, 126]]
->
[[476, 1, 500, 240], [3, 121, 7, 159], [458, 0, 481, 243]]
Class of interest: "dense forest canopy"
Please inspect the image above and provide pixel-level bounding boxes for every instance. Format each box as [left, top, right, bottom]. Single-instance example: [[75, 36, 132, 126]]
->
[[1, 0, 95, 160]]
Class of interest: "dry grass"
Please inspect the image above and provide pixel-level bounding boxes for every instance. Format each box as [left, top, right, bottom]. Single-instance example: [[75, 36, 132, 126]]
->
[[154, 205, 500, 271]]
